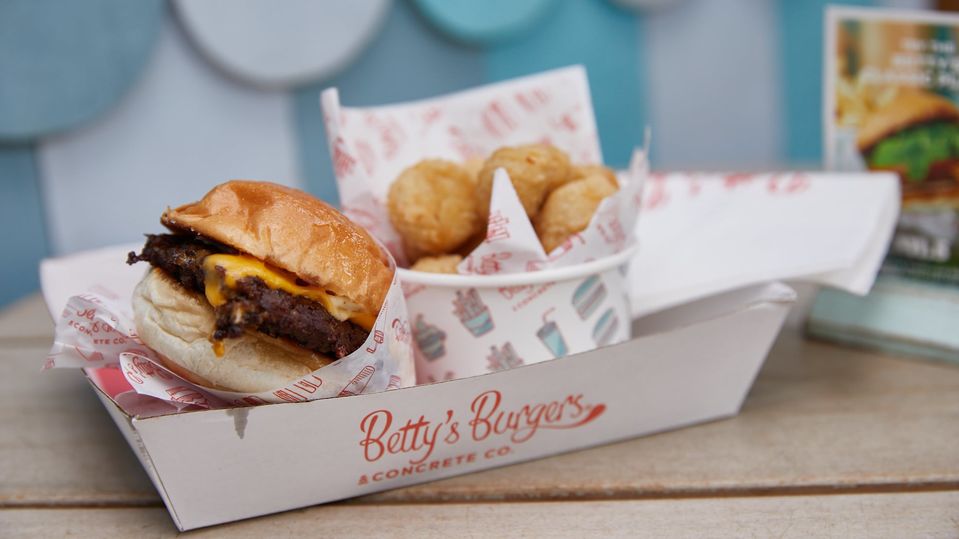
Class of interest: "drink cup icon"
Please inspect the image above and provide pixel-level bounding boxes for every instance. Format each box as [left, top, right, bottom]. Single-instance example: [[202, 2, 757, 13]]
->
[[536, 309, 568, 358], [453, 288, 494, 337]]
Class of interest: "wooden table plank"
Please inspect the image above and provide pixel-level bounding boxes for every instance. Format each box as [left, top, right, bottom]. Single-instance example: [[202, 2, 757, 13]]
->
[[3, 491, 958, 538], [3, 323, 958, 507], [0, 295, 52, 344], [0, 347, 158, 506]]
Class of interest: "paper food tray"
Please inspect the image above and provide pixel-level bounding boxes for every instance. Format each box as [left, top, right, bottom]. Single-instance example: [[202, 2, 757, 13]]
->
[[41, 247, 792, 530]]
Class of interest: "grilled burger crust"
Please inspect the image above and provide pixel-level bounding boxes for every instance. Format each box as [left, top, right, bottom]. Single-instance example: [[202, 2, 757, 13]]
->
[[161, 180, 393, 314]]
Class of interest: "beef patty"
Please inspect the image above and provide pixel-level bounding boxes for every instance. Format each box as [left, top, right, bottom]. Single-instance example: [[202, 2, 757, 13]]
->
[[128, 234, 369, 358]]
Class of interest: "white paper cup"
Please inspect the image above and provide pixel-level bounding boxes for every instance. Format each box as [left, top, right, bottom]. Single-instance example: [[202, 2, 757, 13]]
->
[[399, 245, 637, 383]]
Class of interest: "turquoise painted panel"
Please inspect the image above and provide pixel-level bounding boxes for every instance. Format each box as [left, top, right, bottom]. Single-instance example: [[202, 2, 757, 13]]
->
[[485, 0, 645, 168], [777, 0, 873, 165], [0, 0, 163, 140], [0, 145, 48, 306], [293, 0, 485, 205], [412, 0, 556, 45], [175, 0, 390, 87]]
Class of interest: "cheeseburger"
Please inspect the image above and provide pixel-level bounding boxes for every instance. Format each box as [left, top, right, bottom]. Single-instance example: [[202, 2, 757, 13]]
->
[[127, 181, 393, 393], [857, 88, 959, 186]]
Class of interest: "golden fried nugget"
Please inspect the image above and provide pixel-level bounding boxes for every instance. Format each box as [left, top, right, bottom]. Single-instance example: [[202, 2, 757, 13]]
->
[[410, 254, 463, 274], [534, 174, 618, 253], [569, 164, 618, 188], [463, 157, 484, 187], [387, 159, 481, 256], [477, 144, 571, 219]]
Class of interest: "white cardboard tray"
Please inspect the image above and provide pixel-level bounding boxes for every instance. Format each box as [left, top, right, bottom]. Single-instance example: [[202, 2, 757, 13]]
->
[[59, 281, 793, 531]]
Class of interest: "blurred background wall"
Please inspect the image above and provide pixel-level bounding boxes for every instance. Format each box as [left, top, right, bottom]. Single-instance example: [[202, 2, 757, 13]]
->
[[0, 0, 935, 306]]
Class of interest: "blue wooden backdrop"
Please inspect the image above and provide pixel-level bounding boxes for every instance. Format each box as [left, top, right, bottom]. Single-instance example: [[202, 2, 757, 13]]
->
[[0, 0, 934, 306]]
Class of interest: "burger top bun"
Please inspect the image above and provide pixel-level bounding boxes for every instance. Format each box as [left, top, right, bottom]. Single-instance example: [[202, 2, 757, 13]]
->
[[857, 89, 959, 152], [133, 269, 332, 393], [161, 180, 393, 315]]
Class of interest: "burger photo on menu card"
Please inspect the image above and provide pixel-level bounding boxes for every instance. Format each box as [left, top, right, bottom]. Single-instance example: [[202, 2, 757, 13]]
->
[[857, 88, 959, 193], [125, 180, 397, 393], [829, 12, 959, 281]]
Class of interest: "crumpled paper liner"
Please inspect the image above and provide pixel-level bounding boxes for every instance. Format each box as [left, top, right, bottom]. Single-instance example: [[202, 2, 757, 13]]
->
[[46, 274, 415, 410]]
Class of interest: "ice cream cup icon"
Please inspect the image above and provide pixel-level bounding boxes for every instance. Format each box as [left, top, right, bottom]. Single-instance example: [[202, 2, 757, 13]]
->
[[398, 243, 636, 381], [413, 314, 446, 361]]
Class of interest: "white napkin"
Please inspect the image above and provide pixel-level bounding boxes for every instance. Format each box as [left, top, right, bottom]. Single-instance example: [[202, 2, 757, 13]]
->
[[629, 172, 900, 317]]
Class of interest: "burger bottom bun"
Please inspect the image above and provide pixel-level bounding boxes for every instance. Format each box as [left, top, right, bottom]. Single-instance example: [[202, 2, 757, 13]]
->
[[132, 269, 333, 394]]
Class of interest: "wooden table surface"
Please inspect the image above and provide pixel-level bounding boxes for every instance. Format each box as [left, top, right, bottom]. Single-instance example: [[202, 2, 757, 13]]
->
[[1, 294, 957, 537]]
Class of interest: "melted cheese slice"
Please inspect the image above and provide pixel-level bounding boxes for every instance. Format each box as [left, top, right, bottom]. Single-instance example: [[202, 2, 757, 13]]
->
[[202, 254, 376, 331]]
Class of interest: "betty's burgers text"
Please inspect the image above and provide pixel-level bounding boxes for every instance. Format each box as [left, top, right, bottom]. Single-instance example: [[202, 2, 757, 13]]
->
[[359, 389, 606, 466]]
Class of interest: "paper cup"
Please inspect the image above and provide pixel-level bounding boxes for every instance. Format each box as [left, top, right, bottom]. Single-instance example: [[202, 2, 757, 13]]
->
[[400, 245, 637, 382]]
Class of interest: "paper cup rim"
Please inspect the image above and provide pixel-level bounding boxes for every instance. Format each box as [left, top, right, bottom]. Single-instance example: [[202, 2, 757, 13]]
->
[[397, 243, 638, 288]]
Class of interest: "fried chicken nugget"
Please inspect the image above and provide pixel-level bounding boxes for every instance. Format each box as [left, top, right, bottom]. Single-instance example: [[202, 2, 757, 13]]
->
[[477, 144, 571, 219], [534, 174, 618, 253], [463, 157, 484, 187], [569, 164, 618, 188], [387, 160, 481, 256], [410, 254, 463, 274]]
